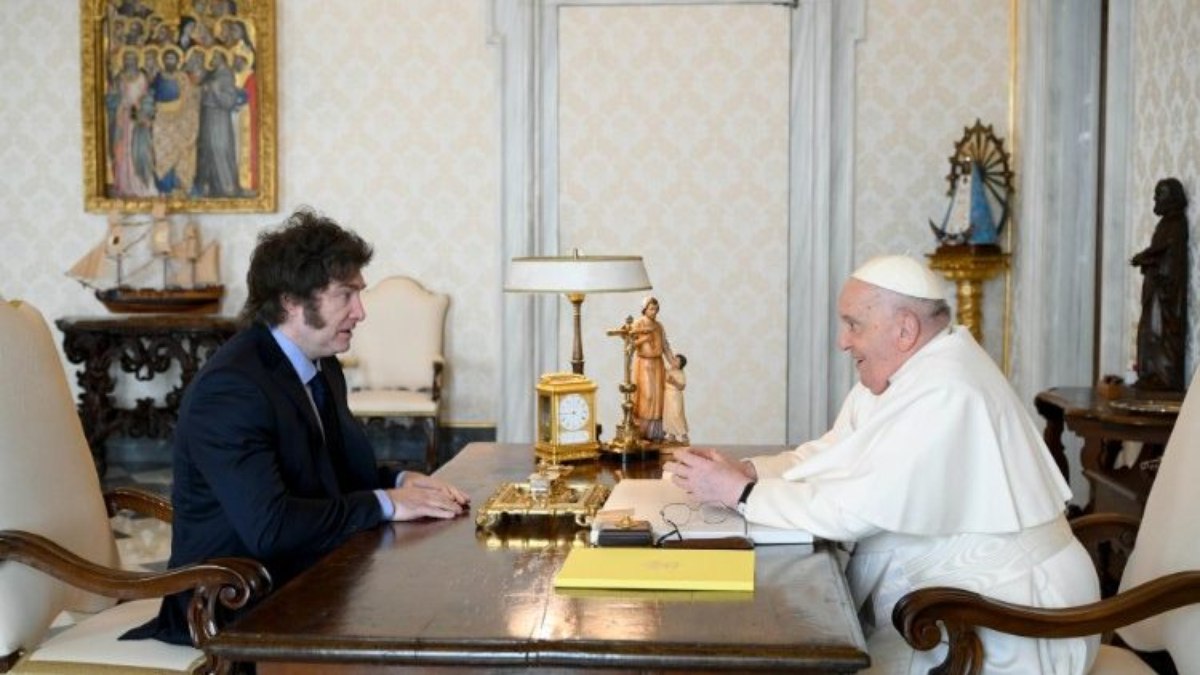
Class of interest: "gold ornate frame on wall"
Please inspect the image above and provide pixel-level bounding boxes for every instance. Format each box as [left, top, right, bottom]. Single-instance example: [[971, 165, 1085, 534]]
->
[[80, 0, 277, 213]]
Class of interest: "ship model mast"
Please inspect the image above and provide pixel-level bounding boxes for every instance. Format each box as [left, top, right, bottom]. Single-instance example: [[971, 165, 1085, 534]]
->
[[67, 205, 224, 314]]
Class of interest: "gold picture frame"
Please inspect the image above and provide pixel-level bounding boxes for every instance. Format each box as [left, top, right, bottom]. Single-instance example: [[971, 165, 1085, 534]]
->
[[81, 0, 277, 213]]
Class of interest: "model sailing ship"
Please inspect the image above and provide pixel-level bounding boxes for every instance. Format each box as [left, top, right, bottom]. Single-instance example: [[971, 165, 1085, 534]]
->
[[67, 205, 224, 314]]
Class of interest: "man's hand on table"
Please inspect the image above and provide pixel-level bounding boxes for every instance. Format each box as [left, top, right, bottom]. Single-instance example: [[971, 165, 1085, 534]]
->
[[386, 471, 470, 521]]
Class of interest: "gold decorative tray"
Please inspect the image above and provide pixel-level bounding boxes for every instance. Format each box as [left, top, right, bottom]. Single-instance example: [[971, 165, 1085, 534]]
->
[[1108, 399, 1182, 415], [475, 479, 610, 530]]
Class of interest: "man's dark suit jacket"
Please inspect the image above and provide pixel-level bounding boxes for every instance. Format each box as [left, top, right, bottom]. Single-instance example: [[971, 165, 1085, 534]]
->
[[126, 323, 400, 645]]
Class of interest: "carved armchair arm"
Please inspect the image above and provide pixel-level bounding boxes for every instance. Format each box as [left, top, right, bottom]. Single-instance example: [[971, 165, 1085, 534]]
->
[[105, 486, 173, 523], [893, 571, 1200, 675], [1070, 512, 1141, 541], [0, 530, 271, 672], [1071, 512, 1142, 598]]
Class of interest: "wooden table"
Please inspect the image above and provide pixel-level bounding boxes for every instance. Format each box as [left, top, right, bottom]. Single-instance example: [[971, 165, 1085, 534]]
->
[[207, 443, 870, 673], [55, 315, 238, 475], [1034, 386, 1180, 515]]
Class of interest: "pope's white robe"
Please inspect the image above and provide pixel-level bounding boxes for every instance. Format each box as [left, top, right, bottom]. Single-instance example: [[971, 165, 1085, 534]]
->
[[743, 327, 1100, 675]]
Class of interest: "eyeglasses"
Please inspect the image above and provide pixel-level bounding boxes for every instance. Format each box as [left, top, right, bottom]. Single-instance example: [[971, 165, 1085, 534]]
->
[[656, 501, 746, 546]]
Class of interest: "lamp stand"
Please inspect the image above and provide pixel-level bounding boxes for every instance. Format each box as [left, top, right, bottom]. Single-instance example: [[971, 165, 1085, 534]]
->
[[566, 292, 585, 375]]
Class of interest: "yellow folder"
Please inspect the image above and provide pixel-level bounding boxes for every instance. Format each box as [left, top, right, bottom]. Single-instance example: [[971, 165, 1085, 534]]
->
[[554, 547, 754, 592]]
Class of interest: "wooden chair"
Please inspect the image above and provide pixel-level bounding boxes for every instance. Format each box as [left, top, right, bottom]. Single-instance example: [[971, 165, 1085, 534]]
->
[[0, 297, 269, 675], [341, 275, 449, 472], [893, 371, 1200, 674]]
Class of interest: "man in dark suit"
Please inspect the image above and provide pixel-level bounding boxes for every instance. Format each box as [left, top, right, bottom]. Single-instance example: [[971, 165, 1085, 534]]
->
[[127, 207, 468, 645]]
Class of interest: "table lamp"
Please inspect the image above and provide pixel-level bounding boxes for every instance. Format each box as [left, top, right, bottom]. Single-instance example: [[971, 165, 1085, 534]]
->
[[505, 250, 651, 375]]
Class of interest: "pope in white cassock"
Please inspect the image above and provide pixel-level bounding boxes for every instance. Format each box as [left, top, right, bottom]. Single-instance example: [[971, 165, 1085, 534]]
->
[[665, 255, 1100, 675]]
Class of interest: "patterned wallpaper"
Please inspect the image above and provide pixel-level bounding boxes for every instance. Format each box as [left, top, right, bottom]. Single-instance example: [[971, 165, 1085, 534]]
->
[[4, 0, 1189, 437], [556, 4, 790, 444], [1131, 0, 1200, 380], [854, 0, 1013, 361], [0, 0, 499, 424]]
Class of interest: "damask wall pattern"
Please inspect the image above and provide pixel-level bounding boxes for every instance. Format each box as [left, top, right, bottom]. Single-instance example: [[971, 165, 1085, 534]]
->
[[1130, 0, 1200, 382], [0, 0, 499, 424], [6, 0, 1192, 439], [0, 1, 86, 316], [854, 0, 1012, 362], [556, 4, 791, 444]]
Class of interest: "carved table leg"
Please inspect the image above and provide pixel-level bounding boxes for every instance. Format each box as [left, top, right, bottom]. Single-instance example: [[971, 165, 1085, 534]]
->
[[1076, 436, 1108, 515], [60, 330, 120, 476], [1034, 396, 1069, 481], [58, 320, 238, 478]]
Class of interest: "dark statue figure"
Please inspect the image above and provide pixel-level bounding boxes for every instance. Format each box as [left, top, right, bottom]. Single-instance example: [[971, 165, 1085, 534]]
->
[[1131, 177, 1189, 391]]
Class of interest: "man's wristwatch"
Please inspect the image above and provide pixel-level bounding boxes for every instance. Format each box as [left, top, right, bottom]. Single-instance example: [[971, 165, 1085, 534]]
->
[[736, 480, 757, 515]]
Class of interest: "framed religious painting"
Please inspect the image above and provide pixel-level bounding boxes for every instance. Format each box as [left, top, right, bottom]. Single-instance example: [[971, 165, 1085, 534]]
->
[[80, 0, 277, 213]]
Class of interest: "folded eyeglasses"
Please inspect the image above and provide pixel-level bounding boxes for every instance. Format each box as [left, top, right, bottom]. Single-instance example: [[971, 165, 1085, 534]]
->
[[656, 501, 748, 546]]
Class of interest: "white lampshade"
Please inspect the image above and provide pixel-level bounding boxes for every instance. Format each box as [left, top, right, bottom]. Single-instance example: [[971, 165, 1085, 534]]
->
[[506, 252, 651, 376], [506, 255, 651, 294]]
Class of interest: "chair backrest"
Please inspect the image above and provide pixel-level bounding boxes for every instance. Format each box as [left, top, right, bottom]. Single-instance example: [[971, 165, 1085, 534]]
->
[[1117, 369, 1200, 671], [348, 275, 449, 391], [0, 298, 119, 656]]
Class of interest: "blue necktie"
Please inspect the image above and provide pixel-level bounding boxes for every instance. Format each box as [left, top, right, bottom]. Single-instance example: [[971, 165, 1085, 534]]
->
[[309, 370, 330, 417], [309, 369, 350, 488]]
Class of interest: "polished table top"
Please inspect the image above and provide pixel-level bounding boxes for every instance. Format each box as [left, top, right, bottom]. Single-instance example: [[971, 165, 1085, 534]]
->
[[1036, 386, 1181, 428], [208, 443, 869, 672]]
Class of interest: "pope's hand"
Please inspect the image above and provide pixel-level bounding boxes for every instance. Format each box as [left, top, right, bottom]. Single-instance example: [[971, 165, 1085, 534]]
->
[[663, 448, 753, 507], [385, 472, 470, 521], [690, 448, 756, 478]]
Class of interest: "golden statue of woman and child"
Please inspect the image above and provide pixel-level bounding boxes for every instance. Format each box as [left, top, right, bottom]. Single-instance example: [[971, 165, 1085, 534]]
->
[[606, 296, 688, 452]]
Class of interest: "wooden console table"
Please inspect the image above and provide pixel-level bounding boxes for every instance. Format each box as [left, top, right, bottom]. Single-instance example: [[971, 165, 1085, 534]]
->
[[1034, 386, 1181, 516], [55, 315, 238, 475]]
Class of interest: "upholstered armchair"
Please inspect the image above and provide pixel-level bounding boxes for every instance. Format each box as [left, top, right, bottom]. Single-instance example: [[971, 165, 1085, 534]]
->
[[341, 275, 449, 472], [0, 297, 269, 675], [893, 371, 1200, 674]]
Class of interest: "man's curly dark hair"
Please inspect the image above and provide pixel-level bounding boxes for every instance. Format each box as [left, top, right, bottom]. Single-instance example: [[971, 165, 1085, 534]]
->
[[239, 207, 374, 327]]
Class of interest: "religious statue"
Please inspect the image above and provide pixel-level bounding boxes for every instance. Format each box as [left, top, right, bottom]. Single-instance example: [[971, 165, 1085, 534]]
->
[[630, 296, 676, 441], [1131, 177, 1189, 391], [927, 121, 1013, 252], [663, 354, 689, 444]]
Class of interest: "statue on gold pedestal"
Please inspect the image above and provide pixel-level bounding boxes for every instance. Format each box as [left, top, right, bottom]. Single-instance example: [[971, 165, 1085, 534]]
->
[[926, 120, 1014, 345], [928, 120, 1013, 254]]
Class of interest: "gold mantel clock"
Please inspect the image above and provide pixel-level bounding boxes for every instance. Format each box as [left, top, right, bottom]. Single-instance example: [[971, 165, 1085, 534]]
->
[[536, 372, 599, 462]]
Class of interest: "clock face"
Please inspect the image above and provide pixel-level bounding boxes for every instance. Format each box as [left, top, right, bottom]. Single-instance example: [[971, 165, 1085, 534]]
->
[[557, 393, 590, 432]]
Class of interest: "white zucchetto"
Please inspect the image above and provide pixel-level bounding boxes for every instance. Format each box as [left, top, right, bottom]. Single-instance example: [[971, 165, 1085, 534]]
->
[[850, 255, 946, 301]]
